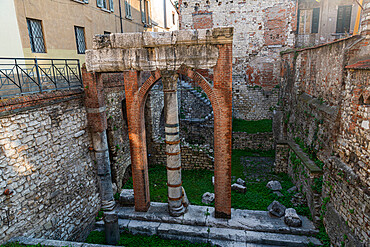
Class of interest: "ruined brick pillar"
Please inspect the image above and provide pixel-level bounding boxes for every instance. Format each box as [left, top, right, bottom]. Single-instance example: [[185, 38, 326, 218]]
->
[[213, 43, 233, 219], [161, 70, 189, 217], [82, 67, 115, 210], [361, 0, 370, 36], [123, 70, 151, 212]]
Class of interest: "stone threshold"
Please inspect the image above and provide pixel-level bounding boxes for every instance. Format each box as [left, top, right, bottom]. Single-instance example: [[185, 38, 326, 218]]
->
[[95, 203, 322, 246]]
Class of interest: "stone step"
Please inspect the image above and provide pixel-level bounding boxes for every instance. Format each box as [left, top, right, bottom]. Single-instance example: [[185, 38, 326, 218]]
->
[[95, 218, 322, 246], [116, 202, 319, 237]]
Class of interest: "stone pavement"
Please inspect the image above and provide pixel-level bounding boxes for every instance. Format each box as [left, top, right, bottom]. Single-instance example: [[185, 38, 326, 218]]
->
[[95, 202, 322, 246]]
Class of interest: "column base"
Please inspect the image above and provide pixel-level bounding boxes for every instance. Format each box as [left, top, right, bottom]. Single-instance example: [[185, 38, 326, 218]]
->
[[215, 210, 231, 219], [168, 203, 187, 217]]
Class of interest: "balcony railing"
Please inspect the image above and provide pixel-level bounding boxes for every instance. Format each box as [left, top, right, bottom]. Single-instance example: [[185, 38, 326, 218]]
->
[[0, 58, 83, 98]]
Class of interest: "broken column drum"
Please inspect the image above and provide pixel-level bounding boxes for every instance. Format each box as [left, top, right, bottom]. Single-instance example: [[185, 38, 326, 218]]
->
[[162, 71, 188, 216]]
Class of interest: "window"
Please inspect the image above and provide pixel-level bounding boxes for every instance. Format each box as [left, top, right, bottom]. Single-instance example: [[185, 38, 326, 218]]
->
[[97, 0, 113, 12], [104, 31, 111, 35], [26, 18, 46, 53], [311, 8, 320, 34], [125, 0, 132, 19], [336, 5, 352, 33], [172, 12, 175, 25], [74, 26, 86, 54], [140, 0, 150, 24], [72, 0, 89, 3]]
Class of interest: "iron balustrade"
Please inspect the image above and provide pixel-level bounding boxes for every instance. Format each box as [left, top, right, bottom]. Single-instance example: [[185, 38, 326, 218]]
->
[[0, 58, 83, 98]]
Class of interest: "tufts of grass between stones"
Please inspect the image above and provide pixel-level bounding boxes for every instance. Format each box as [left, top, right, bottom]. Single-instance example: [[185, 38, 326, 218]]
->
[[86, 230, 212, 247], [123, 149, 310, 216]]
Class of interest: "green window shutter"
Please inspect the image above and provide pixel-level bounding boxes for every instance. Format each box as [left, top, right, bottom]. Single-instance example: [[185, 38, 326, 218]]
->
[[97, 0, 103, 7], [84, 0, 88, 3], [109, 0, 114, 12], [311, 8, 320, 33], [336, 5, 352, 33], [297, 8, 300, 34]]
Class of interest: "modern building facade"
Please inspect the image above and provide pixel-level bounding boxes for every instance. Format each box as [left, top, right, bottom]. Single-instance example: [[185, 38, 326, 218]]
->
[[0, 0, 178, 64], [297, 0, 363, 47]]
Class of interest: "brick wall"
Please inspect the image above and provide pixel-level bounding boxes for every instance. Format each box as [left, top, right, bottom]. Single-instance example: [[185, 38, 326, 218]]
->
[[0, 90, 99, 243], [179, 0, 297, 120]]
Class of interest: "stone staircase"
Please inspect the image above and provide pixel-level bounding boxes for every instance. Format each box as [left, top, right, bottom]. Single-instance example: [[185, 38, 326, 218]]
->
[[95, 202, 322, 247], [179, 80, 214, 123]]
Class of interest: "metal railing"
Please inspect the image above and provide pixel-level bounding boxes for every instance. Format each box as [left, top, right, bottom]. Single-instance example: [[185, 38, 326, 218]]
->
[[0, 58, 83, 98]]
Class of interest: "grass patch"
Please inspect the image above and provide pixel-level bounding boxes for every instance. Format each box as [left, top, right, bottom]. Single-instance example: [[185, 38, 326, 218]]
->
[[123, 149, 310, 217], [86, 230, 212, 247], [232, 119, 272, 133]]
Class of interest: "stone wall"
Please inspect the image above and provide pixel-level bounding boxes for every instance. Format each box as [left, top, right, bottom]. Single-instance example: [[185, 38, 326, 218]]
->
[[0, 90, 100, 244], [179, 0, 297, 120], [279, 34, 370, 245], [150, 138, 214, 170], [232, 132, 273, 151]]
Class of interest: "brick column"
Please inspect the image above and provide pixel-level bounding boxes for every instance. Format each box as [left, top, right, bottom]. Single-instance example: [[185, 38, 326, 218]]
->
[[162, 70, 189, 217], [361, 0, 370, 36], [82, 67, 115, 210], [123, 70, 150, 212], [212, 44, 233, 219]]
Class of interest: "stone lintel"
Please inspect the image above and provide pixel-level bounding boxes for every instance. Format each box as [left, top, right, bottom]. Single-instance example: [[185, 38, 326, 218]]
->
[[86, 27, 234, 73]]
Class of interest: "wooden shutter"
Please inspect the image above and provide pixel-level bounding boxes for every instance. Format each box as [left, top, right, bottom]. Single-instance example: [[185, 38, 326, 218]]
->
[[311, 8, 320, 33], [336, 5, 352, 33]]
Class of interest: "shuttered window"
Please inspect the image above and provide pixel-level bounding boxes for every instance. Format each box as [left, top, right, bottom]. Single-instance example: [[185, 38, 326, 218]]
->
[[311, 8, 320, 34], [336, 5, 352, 33], [125, 0, 132, 18], [26, 18, 46, 53]]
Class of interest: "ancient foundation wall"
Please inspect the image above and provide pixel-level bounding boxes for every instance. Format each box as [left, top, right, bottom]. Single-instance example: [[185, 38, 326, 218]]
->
[[232, 132, 273, 151], [279, 36, 370, 245], [179, 0, 296, 120], [0, 90, 100, 244]]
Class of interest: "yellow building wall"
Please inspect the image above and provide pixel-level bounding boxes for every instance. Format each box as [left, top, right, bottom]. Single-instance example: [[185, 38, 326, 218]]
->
[[14, 0, 147, 62], [0, 0, 24, 59]]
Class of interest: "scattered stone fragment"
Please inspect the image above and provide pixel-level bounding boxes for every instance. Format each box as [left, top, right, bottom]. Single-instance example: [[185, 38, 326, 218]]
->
[[287, 186, 297, 194], [231, 183, 247, 193], [202, 192, 215, 205], [291, 192, 306, 207], [284, 208, 302, 227], [119, 189, 135, 206], [267, 200, 286, 218], [266, 181, 282, 191], [236, 178, 246, 186], [273, 191, 283, 197]]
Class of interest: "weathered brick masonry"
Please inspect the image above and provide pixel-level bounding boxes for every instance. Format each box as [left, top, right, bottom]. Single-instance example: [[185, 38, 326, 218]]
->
[[0, 90, 100, 243], [179, 0, 297, 120], [278, 30, 369, 246]]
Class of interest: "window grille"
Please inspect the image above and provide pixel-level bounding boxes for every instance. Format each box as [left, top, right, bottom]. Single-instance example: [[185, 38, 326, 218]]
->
[[26, 19, 46, 53], [74, 26, 86, 54]]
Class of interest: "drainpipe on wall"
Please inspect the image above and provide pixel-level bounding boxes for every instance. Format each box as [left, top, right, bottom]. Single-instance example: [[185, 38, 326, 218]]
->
[[119, 0, 124, 33], [164, 0, 167, 29]]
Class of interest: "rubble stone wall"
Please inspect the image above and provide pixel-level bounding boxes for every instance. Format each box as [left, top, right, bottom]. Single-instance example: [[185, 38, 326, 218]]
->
[[279, 36, 370, 245], [0, 90, 100, 244], [179, 0, 297, 120]]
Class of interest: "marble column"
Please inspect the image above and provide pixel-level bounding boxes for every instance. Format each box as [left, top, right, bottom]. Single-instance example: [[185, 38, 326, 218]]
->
[[162, 70, 188, 217], [92, 131, 116, 211]]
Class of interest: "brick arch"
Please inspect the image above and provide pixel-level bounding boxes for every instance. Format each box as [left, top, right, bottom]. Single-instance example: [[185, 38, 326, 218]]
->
[[124, 43, 233, 218]]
